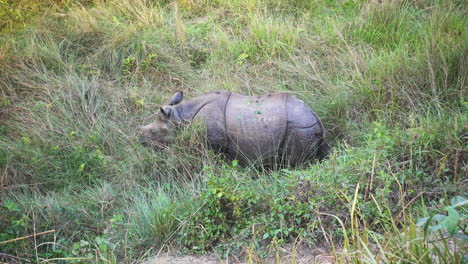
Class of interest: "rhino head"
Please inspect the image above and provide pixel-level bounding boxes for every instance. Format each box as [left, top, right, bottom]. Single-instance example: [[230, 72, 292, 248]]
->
[[138, 91, 183, 148]]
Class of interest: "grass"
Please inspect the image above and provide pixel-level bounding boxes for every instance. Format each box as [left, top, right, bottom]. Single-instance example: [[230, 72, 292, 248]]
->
[[0, 0, 466, 262]]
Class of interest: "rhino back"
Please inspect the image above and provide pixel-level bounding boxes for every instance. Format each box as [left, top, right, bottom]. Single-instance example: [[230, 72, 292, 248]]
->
[[225, 93, 288, 164]]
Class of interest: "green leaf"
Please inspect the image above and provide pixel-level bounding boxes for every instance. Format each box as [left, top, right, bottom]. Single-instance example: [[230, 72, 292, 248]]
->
[[77, 163, 86, 172], [429, 224, 443, 232], [4, 200, 18, 211], [450, 196, 468, 208], [432, 214, 447, 223], [441, 207, 460, 236], [454, 233, 468, 240], [99, 242, 108, 252], [416, 216, 429, 226]]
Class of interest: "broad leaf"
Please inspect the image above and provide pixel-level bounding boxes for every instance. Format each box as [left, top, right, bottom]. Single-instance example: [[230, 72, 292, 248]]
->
[[429, 224, 443, 232], [450, 196, 468, 208], [416, 217, 429, 226], [441, 207, 460, 236], [432, 214, 447, 223], [454, 233, 468, 240], [417, 213, 446, 226]]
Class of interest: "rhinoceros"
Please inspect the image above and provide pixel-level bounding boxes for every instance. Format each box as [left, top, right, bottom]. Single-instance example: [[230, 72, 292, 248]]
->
[[139, 90, 329, 165]]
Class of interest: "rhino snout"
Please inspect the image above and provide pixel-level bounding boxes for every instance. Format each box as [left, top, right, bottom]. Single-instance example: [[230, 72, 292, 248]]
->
[[138, 134, 147, 144], [138, 125, 151, 144]]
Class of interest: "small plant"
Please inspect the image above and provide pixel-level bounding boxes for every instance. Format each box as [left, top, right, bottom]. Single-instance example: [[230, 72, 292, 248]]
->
[[71, 240, 94, 260], [178, 162, 260, 254], [122, 53, 162, 78], [130, 87, 144, 108], [70, 236, 116, 263], [0, 0, 55, 33], [0, 200, 28, 253], [236, 53, 249, 66], [417, 195, 467, 238], [140, 53, 157, 70], [179, 164, 324, 255], [76, 63, 100, 77], [94, 235, 117, 263], [188, 48, 208, 69], [122, 56, 137, 76], [0, 96, 11, 106], [186, 22, 211, 40]]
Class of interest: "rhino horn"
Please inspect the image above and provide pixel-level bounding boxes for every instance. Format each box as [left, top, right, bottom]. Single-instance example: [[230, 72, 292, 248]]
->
[[168, 91, 183, 106]]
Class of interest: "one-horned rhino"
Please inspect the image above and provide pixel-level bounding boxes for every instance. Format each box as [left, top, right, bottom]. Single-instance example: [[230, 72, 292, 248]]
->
[[139, 90, 330, 165]]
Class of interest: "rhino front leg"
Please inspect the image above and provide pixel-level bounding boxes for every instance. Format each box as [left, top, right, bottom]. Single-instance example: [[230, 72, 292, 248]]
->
[[206, 120, 228, 153], [316, 139, 330, 161]]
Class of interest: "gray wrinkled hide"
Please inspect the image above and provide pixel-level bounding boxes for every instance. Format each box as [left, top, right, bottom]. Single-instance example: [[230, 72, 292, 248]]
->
[[163, 90, 328, 165]]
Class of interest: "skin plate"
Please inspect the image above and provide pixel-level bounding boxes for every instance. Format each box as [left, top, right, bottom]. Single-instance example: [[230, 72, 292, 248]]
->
[[225, 93, 288, 164]]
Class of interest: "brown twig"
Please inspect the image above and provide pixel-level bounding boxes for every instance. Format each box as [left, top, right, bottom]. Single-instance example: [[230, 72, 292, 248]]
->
[[394, 193, 424, 223], [395, 190, 444, 223], [0, 230, 55, 245], [364, 153, 376, 200], [0, 252, 31, 263], [454, 149, 459, 185]]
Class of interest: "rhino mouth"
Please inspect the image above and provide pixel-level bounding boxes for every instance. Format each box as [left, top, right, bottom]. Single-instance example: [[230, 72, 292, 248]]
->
[[138, 135, 168, 150], [138, 135, 147, 144]]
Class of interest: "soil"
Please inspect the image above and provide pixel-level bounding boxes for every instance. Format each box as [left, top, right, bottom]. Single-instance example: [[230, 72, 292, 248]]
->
[[144, 244, 335, 264]]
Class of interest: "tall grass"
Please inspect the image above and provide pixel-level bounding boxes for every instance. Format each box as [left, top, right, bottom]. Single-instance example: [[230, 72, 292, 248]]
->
[[0, 0, 466, 262]]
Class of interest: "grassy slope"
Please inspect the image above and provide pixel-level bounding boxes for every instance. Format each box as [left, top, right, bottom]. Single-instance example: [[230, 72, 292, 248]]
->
[[0, 0, 466, 262]]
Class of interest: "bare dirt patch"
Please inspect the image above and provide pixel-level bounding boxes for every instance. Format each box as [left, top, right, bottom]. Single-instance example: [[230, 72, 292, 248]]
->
[[144, 245, 335, 264]]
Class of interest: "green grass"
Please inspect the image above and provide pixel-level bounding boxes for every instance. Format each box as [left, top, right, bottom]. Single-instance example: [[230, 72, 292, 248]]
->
[[0, 0, 466, 262]]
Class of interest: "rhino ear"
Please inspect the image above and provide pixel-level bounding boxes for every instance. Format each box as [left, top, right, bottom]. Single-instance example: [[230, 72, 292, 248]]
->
[[159, 105, 172, 119], [168, 91, 183, 106]]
